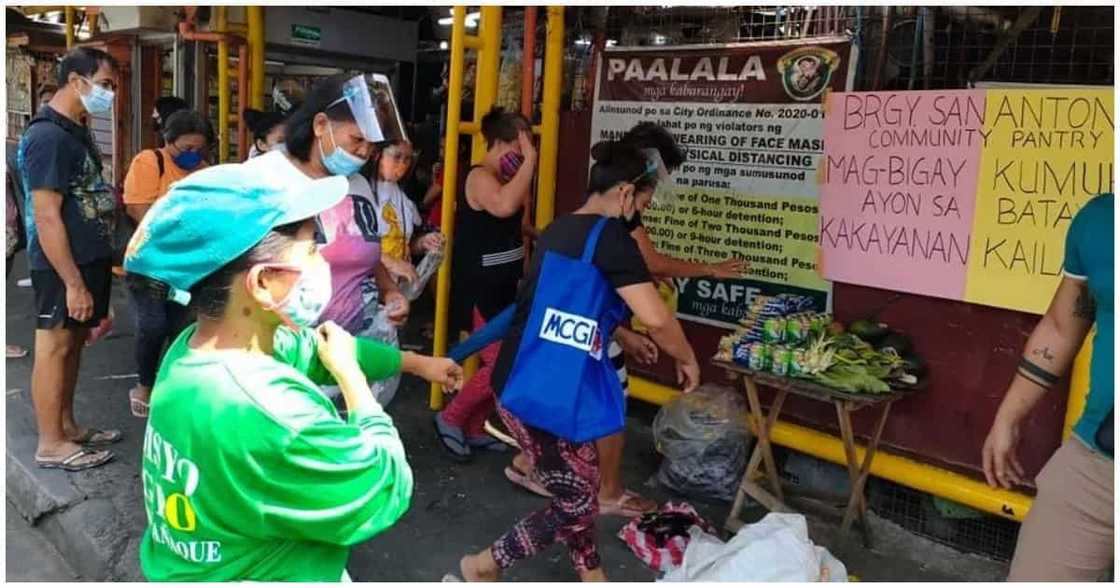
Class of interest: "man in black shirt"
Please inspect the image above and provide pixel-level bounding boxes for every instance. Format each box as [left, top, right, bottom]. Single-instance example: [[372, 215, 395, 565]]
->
[[19, 47, 122, 472]]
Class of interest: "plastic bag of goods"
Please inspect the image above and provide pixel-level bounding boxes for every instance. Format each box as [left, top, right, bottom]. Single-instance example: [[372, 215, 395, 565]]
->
[[653, 384, 751, 502], [364, 302, 403, 406], [660, 513, 847, 582], [399, 236, 445, 301]]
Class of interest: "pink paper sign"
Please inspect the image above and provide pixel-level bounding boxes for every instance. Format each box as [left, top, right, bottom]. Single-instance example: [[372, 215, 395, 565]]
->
[[820, 90, 986, 300]]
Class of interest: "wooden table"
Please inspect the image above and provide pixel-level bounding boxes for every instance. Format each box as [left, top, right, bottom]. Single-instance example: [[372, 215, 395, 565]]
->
[[714, 359, 915, 546]]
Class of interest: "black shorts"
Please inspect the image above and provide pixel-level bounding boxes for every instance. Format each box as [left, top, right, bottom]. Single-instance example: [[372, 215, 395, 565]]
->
[[31, 258, 112, 330]]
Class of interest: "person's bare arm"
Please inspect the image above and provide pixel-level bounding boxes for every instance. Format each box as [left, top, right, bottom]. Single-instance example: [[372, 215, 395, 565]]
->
[[126, 203, 152, 224], [631, 225, 746, 279], [373, 261, 410, 325], [982, 277, 1095, 488], [466, 131, 537, 219], [32, 189, 92, 321], [617, 282, 699, 392]]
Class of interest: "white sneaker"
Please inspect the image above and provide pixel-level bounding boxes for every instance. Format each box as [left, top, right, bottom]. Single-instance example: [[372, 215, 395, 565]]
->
[[16, 278, 31, 288]]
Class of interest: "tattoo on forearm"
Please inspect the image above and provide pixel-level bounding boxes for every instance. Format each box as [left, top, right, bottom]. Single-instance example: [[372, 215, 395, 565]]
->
[[1031, 346, 1056, 362], [1017, 368, 1052, 389], [1074, 288, 1097, 321], [1019, 357, 1059, 388]]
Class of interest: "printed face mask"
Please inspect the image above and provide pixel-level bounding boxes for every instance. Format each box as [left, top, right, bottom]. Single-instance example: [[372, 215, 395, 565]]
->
[[252, 262, 333, 329], [79, 77, 115, 115], [320, 121, 366, 177], [499, 151, 524, 183]]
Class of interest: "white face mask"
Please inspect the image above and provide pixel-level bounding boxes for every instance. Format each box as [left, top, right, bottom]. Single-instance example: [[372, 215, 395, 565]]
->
[[253, 262, 333, 329]]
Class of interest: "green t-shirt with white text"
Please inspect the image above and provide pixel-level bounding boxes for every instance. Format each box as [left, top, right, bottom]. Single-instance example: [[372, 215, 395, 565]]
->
[[139, 325, 410, 581]]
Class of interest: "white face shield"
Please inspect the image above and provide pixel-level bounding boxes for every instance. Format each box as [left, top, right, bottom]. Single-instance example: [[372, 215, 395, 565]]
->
[[641, 148, 677, 206], [328, 74, 409, 145]]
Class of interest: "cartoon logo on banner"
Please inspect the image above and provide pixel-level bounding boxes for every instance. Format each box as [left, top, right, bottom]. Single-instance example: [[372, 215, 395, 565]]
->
[[777, 47, 840, 102]]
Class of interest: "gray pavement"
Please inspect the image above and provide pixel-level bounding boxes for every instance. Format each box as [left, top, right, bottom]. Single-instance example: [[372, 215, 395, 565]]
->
[[5, 254, 1008, 581], [7, 500, 78, 581]]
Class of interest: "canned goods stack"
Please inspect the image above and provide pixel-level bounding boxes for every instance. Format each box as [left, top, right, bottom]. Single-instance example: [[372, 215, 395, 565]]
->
[[747, 342, 770, 371], [725, 294, 828, 376], [789, 349, 807, 377], [771, 345, 792, 376]]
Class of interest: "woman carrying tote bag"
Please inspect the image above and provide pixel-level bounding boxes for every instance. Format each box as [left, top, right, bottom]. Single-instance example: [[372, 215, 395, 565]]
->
[[455, 140, 700, 582]]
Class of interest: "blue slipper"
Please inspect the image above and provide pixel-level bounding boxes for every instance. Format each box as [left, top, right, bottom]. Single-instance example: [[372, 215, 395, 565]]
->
[[467, 435, 508, 453], [434, 412, 472, 462]]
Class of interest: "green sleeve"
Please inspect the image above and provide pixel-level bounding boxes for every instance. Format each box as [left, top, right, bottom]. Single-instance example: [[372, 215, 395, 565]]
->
[[273, 327, 402, 386], [255, 405, 414, 546]]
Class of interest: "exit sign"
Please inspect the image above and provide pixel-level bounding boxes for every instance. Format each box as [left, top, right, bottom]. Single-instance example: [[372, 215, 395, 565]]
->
[[290, 24, 321, 48]]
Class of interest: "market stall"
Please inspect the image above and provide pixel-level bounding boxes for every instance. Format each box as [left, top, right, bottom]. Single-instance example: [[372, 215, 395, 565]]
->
[[712, 293, 927, 544]]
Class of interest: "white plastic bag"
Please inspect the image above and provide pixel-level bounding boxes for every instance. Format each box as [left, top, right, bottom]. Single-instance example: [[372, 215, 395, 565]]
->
[[365, 302, 402, 406], [399, 238, 444, 301], [660, 513, 847, 582]]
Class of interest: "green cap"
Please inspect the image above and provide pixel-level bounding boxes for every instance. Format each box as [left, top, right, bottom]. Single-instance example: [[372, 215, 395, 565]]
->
[[123, 162, 348, 304]]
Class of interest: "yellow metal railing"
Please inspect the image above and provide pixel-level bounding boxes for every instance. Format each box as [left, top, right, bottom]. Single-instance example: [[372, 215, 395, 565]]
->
[[430, 6, 565, 408], [216, 7, 231, 162]]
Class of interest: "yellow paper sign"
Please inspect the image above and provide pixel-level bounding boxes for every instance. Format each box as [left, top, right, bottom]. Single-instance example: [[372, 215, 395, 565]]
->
[[965, 89, 1114, 314]]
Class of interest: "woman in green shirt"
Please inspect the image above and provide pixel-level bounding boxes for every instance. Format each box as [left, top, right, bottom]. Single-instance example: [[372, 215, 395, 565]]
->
[[123, 163, 463, 581]]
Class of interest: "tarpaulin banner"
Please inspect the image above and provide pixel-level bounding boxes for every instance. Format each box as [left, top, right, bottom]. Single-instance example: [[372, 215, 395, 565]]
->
[[590, 39, 856, 329], [820, 88, 1114, 314]]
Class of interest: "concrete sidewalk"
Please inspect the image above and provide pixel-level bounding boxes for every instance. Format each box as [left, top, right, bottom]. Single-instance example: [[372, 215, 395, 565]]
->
[[6, 255, 1007, 581]]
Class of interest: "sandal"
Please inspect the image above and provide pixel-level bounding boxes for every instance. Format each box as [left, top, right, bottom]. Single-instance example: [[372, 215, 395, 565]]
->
[[36, 447, 114, 472], [467, 435, 508, 453], [504, 465, 553, 498], [71, 428, 123, 447], [483, 417, 520, 449], [6, 345, 28, 359], [129, 387, 150, 418], [598, 489, 658, 518], [434, 413, 472, 462]]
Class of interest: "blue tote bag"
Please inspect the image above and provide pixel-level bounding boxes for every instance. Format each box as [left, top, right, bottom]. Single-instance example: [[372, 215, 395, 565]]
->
[[500, 217, 628, 443]]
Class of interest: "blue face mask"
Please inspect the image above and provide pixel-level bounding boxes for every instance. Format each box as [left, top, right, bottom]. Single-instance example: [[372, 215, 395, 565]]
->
[[79, 77, 114, 115], [319, 121, 366, 177], [172, 150, 203, 170]]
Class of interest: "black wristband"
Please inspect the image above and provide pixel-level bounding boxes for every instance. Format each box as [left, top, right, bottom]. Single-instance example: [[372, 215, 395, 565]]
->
[[1018, 357, 1059, 387]]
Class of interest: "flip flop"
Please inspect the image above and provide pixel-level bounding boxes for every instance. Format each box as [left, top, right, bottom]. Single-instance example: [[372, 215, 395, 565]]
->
[[483, 417, 520, 449], [129, 387, 150, 418], [6, 345, 28, 359], [71, 428, 123, 448], [36, 447, 114, 472], [434, 413, 472, 462], [504, 465, 553, 498], [467, 435, 508, 453], [598, 489, 658, 518]]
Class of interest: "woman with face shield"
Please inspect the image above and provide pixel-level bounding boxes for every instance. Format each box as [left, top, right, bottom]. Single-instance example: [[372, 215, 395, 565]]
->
[[245, 75, 413, 384], [124, 164, 462, 581], [453, 140, 699, 582]]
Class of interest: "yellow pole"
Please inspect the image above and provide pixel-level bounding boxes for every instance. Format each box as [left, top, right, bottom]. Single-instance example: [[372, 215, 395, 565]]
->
[[64, 6, 75, 48], [247, 6, 266, 110], [1063, 332, 1095, 440], [217, 7, 230, 163], [470, 6, 502, 164], [535, 6, 564, 229], [431, 6, 469, 410], [629, 376, 1033, 521]]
